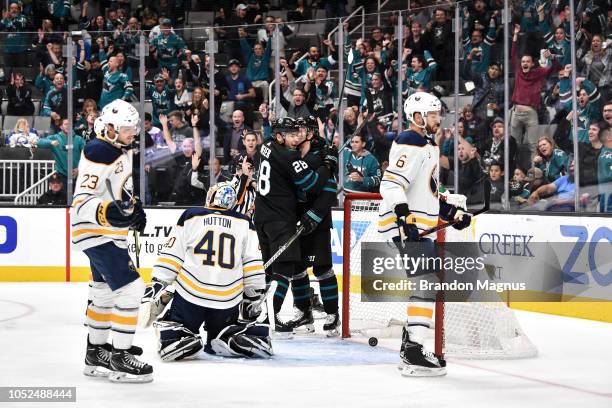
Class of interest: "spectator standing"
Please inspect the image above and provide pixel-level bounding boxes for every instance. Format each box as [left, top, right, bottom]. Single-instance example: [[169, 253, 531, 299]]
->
[[458, 140, 485, 204], [426, 8, 454, 81], [462, 10, 498, 77], [279, 87, 314, 119], [98, 55, 134, 109], [149, 18, 187, 78], [363, 72, 393, 125], [483, 117, 518, 174], [343, 134, 381, 193], [160, 111, 193, 147], [309, 66, 337, 123], [41, 72, 68, 132], [38, 41, 64, 75], [225, 59, 256, 126], [35, 64, 56, 97], [0, 1, 30, 73], [239, 27, 272, 102], [6, 72, 35, 116], [578, 35, 611, 101], [604, 102, 612, 127], [292, 45, 335, 78], [560, 74, 603, 144], [223, 110, 251, 164], [538, 6, 572, 67], [403, 50, 437, 95], [511, 24, 558, 170], [146, 70, 175, 127], [172, 77, 191, 110], [34, 118, 85, 187], [225, 4, 248, 65], [461, 60, 504, 123], [202, 54, 229, 115]]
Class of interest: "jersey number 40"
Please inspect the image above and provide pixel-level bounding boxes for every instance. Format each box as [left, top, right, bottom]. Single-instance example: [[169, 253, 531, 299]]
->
[[194, 230, 236, 269]]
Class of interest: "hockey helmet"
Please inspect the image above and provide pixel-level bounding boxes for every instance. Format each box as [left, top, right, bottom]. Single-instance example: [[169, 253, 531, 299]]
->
[[206, 182, 237, 210], [403, 92, 441, 131], [97, 99, 141, 146], [272, 117, 300, 134]]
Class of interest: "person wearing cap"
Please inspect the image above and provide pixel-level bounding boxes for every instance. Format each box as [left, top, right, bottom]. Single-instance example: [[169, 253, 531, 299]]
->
[[482, 117, 518, 174], [149, 17, 187, 78], [226, 58, 256, 126], [461, 59, 504, 123], [37, 173, 67, 205], [225, 4, 249, 64], [146, 69, 175, 127], [98, 55, 134, 109]]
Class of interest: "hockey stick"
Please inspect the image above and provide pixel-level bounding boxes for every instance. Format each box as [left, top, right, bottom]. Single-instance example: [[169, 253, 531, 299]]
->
[[263, 225, 305, 271], [418, 178, 491, 238], [339, 112, 376, 153], [105, 179, 141, 269]]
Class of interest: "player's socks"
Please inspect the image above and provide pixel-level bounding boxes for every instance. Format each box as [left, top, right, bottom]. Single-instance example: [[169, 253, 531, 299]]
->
[[290, 271, 312, 311], [272, 276, 290, 314]]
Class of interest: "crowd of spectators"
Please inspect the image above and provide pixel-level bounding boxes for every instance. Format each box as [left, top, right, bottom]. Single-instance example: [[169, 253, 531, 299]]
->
[[0, 0, 609, 212]]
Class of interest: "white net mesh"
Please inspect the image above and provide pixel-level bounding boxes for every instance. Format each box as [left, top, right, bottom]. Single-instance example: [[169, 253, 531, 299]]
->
[[344, 198, 538, 359]]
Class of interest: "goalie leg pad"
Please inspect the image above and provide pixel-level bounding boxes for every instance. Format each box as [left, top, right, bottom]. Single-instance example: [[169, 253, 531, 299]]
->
[[210, 323, 273, 358], [155, 320, 203, 361]]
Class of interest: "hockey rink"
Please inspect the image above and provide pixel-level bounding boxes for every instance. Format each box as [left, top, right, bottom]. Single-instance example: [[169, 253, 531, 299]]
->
[[1, 282, 611, 408]]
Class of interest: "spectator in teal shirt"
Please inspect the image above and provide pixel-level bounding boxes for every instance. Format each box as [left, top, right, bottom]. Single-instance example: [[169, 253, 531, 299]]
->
[[35, 64, 56, 97], [98, 56, 134, 109], [343, 134, 381, 193], [598, 123, 612, 212], [462, 11, 497, 76], [0, 1, 30, 72], [239, 28, 272, 102], [34, 118, 85, 186], [146, 71, 175, 127], [538, 6, 571, 67], [533, 135, 569, 183], [560, 76, 603, 144], [149, 19, 187, 78]]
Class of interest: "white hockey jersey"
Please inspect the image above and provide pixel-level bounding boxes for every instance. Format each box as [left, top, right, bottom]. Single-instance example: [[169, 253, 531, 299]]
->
[[378, 130, 440, 240], [71, 137, 134, 251], [152, 207, 265, 309]]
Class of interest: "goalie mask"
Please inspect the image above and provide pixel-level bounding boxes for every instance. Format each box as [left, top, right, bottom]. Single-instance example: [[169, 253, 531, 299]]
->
[[96, 99, 141, 147], [206, 182, 237, 210], [403, 92, 442, 136]]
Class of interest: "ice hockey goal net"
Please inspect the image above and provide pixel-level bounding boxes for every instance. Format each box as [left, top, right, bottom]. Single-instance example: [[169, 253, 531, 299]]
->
[[341, 193, 537, 359]]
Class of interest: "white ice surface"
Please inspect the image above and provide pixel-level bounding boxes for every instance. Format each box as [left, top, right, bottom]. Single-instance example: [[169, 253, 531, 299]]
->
[[1, 283, 611, 408]]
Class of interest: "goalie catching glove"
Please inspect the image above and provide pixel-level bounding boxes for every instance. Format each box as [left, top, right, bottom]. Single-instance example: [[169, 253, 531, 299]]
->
[[439, 191, 471, 230], [97, 198, 147, 232], [139, 278, 174, 328], [240, 287, 265, 322]]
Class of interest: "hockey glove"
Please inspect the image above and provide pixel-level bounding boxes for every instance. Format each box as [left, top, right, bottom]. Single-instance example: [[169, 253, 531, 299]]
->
[[139, 278, 174, 328], [298, 210, 321, 235], [452, 211, 472, 230], [97, 198, 146, 230], [394, 203, 420, 243], [240, 287, 265, 321], [129, 199, 147, 233], [322, 145, 339, 175]]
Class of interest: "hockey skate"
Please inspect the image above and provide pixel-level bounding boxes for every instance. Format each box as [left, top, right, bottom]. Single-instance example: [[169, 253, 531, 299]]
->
[[266, 314, 293, 339], [287, 308, 315, 334], [83, 338, 111, 378], [309, 288, 326, 319], [399, 328, 446, 377], [323, 312, 340, 337], [109, 348, 153, 383]]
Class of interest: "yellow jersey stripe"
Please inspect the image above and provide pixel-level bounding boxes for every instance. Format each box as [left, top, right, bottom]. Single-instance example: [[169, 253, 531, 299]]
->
[[178, 273, 244, 296], [86, 309, 111, 322], [243, 264, 264, 273], [110, 314, 138, 326], [73, 228, 129, 237], [158, 257, 182, 271]]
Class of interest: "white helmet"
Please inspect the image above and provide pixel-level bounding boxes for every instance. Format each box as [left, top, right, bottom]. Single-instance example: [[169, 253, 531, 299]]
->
[[97, 99, 141, 145], [206, 182, 237, 210], [403, 92, 442, 131]]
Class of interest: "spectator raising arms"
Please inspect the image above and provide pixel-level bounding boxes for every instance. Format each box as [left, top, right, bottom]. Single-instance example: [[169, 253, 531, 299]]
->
[[98, 56, 134, 109], [6, 72, 35, 116]]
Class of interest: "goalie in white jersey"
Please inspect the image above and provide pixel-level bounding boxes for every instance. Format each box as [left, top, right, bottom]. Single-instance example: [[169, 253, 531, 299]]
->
[[378, 92, 471, 377], [141, 182, 272, 361], [72, 99, 152, 383]]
